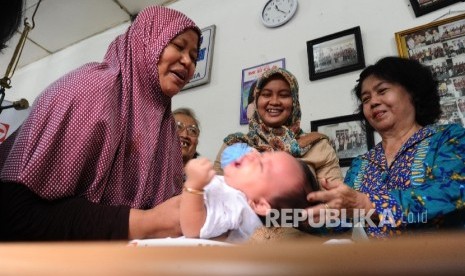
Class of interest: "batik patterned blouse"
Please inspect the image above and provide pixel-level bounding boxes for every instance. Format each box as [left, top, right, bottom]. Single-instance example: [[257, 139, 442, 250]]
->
[[344, 124, 465, 237]]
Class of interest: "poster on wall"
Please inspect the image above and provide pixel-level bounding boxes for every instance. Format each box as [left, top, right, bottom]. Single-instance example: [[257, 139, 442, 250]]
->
[[0, 122, 9, 143], [182, 25, 216, 90], [240, 58, 286, 125]]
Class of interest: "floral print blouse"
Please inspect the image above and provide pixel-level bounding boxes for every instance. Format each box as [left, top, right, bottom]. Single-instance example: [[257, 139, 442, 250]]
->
[[344, 124, 465, 238]]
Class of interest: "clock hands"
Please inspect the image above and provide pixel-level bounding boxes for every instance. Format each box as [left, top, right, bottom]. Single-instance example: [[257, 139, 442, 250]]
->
[[262, 0, 297, 28], [274, 4, 287, 14]]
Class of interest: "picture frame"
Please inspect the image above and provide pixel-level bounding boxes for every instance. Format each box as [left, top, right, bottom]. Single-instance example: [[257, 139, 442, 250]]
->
[[239, 58, 286, 125], [310, 114, 375, 167], [183, 25, 216, 90], [409, 0, 461, 17], [395, 13, 465, 127], [306, 26, 365, 81]]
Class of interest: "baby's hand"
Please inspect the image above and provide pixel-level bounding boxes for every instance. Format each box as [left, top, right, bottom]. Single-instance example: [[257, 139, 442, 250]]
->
[[185, 158, 215, 189]]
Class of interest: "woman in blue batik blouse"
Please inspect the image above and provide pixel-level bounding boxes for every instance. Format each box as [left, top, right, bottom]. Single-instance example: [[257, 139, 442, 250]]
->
[[306, 56, 465, 238]]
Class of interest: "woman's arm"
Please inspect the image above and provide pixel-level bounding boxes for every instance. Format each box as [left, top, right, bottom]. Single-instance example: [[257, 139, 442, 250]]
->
[[389, 125, 465, 222], [129, 195, 182, 239], [0, 181, 129, 241], [0, 181, 184, 241], [301, 138, 343, 183]]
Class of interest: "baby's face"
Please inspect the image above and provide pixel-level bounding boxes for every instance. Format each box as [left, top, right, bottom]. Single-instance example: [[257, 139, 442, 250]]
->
[[224, 151, 303, 202]]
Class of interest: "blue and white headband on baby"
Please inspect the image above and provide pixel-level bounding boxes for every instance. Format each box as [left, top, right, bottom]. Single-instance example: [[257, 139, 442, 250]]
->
[[220, 143, 255, 168]]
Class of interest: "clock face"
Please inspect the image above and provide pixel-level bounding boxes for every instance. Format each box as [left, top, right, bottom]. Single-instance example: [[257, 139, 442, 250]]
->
[[261, 0, 298, 28]]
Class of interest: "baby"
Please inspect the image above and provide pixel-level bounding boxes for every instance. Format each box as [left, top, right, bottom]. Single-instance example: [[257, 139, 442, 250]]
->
[[180, 150, 317, 243]]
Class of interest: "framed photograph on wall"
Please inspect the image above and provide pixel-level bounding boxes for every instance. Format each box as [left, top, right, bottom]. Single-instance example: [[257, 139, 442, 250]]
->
[[409, 0, 461, 17], [310, 114, 374, 167], [183, 25, 216, 90], [306, 26, 365, 81], [240, 58, 286, 125], [395, 13, 465, 127]]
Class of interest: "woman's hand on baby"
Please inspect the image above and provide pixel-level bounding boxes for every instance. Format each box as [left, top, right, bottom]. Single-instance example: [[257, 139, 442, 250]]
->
[[185, 158, 215, 189], [306, 178, 373, 218]]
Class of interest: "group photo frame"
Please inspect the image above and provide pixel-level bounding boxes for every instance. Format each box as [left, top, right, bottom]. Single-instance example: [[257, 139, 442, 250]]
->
[[395, 13, 465, 127], [310, 114, 375, 167], [306, 26, 365, 81], [409, 0, 461, 17]]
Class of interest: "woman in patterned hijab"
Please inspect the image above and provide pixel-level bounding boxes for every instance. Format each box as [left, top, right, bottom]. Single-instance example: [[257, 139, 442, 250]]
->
[[214, 68, 342, 182], [0, 6, 200, 240]]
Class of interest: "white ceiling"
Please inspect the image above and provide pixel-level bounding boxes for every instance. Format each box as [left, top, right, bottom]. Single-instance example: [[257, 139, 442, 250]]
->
[[0, 0, 177, 77]]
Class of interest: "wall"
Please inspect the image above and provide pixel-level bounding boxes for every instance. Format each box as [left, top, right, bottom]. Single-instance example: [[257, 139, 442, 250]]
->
[[4, 0, 465, 160]]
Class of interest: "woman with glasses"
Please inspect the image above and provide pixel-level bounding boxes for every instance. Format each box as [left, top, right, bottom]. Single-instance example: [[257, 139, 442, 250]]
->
[[173, 107, 200, 167]]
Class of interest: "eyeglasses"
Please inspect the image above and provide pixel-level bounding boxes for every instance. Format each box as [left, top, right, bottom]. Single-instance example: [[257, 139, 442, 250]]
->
[[176, 121, 200, 137]]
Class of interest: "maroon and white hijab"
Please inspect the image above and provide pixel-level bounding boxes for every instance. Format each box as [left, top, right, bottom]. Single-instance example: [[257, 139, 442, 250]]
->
[[1, 6, 200, 209]]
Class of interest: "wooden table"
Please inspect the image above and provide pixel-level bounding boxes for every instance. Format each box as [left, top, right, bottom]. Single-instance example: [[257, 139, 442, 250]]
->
[[1, 232, 464, 275]]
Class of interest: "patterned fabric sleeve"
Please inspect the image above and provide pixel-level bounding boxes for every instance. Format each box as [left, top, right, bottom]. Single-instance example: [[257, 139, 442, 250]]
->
[[343, 157, 362, 189], [348, 156, 404, 237], [344, 155, 403, 236], [346, 124, 465, 237], [365, 191, 404, 236], [389, 124, 465, 230]]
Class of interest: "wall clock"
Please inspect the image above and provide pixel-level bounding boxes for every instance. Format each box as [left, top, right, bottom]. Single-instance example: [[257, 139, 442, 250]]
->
[[261, 0, 298, 28]]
